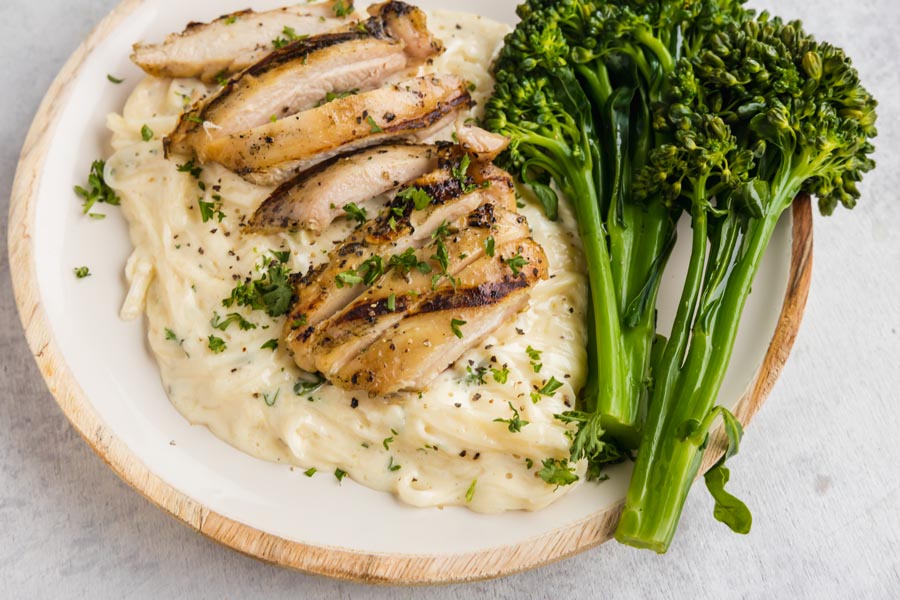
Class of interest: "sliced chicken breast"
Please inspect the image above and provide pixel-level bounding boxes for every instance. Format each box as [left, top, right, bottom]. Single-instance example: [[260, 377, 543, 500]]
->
[[332, 238, 549, 394], [199, 75, 472, 181], [246, 129, 512, 232], [305, 206, 531, 376], [369, 0, 443, 58], [455, 120, 511, 160], [246, 144, 441, 233], [284, 163, 515, 371], [164, 2, 444, 158], [131, 3, 352, 82]]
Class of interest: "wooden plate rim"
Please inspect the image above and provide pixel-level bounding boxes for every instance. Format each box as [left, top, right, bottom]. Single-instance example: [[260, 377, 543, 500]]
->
[[7, 0, 814, 585]]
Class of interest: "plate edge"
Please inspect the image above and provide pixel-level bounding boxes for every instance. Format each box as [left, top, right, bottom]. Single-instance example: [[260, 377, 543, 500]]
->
[[6, 0, 815, 585]]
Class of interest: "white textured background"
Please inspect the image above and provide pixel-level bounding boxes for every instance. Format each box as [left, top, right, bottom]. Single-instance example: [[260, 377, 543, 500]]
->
[[2, 0, 899, 597]]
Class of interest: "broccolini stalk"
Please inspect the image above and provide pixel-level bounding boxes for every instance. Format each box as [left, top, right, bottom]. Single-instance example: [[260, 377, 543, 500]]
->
[[491, 0, 750, 457], [616, 13, 878, 552], [494, 0, 688, 451], [485, 18, 631, 464]]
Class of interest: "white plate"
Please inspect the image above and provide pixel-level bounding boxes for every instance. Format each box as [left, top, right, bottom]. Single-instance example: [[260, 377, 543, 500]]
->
[[10, 0, 803, 583]]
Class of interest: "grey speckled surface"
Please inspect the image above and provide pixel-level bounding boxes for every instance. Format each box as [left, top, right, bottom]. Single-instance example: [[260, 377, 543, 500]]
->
[[2, 0, 899, 598]]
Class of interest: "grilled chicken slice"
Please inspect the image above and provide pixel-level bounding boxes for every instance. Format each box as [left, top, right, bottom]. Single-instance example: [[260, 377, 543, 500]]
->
[[455, 121, 511, 159], [369, 0, 441, 58], [199, 75, 472, 183], [284, 161, 516, 371], [164, 2, 444, 158], [131, 3, 352, 82], [246, 126, 509, 231], [305, 206, 531, 376], [246, 143, 441, 233], [332, 238, 549, 394]]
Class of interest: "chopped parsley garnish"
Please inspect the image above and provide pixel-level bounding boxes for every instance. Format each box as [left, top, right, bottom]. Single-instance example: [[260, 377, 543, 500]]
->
[[382, 428, 398, 451], [304, 467, 316, 477], [263, 389, 280, 407], [366, 114, 383, 133], [272, 26, 307, 49], [270, 249, 291, 263], [531, 376, 563, 403], [261, 339, 279, 351], [88, 213, 106, 220], [74, 159, 120, 215], [538, 376, 563, 396], [385, 203, 407, 231], [389, 248, 430, 276], [491, 365, 510, 384], [335, 255, 383, 288], [484, 236, 495, 257], [466, 365, 487, 385], [164, 328, 179, 341], [334, 468, 347, 483], [431, 220, 451, 241], [140, 124, 154, 141], [386, 293, 396, 312], [270, 114, 278, 123], [526, 346, 543, 373], [198, 199, 224, 223], [214, 70, 230, 87], [465, 479, 477, 503], [210, 311, 257, 331], [207, 335, 226, 354], [224, 14, 237, 24], [450, 318, 467, 339], [432, 272, 461, 291], [342, 202, 368, 226], [223, 257, 293, 317], [317, 89, 358, 107], [185, 115, 205, 124], [525, 458, 534, 470], [176, 159, 202, 179], [451, 153, 476, 193], [494, 401, 529, 433], [294, 373, 326, 396], [334, 270, 363, 288], [222, 262, 294, 317], [538, 458, 579, 489], [431, 240, 450, 274], [106, 74, 124, 84], [387, 456, 402, 472], [396, 186, 433, 211], [333, 0, 352, 17], [73, 266, 91, 279], [505, 253, 529, 275]]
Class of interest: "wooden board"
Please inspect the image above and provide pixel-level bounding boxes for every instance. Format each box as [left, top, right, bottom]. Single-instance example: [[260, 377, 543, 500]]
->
[[7, 0, 814, 584]]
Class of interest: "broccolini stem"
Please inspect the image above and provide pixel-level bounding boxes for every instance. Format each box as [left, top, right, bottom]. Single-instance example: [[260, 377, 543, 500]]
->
[[565, 171, 632, 439], [617, 179, 800, 551], [576, 64, 613, 107], [616, 194, 709, 547]]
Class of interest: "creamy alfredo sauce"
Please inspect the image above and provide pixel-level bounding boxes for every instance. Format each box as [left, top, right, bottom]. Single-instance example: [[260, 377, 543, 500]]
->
[[107, 10, 590, 513]]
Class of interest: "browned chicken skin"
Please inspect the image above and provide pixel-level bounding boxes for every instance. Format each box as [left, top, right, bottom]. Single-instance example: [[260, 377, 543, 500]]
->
[[199, 75, 472, 183], [332, 238, 549, 394], [283, 153, 517, 372], [301, 205, 531, 377], [246, 143, 441, 233], [131, 2, 353, 82], [164, 1, 445, 163], [246, 126, 511, 232]]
